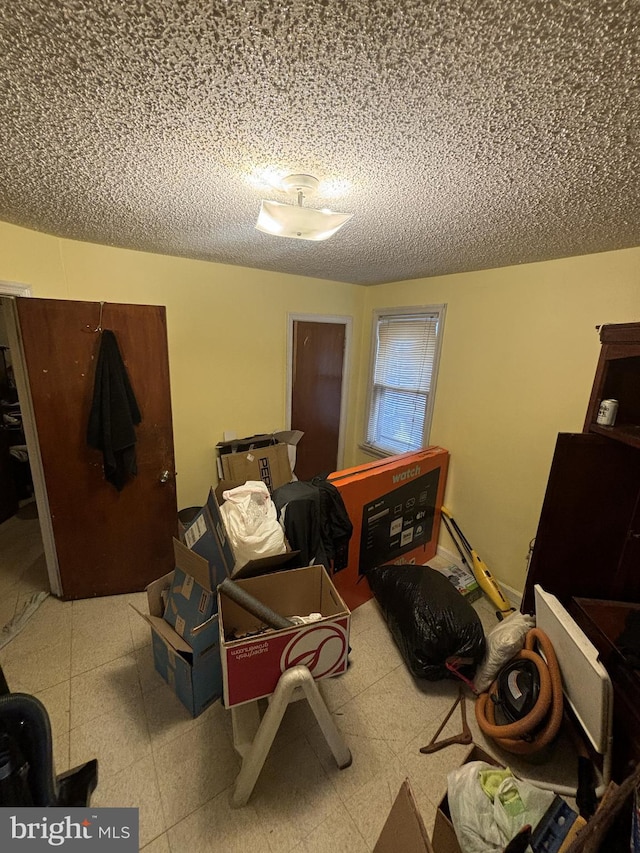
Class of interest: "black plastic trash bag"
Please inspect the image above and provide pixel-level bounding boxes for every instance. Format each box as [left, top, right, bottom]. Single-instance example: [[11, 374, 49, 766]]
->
[[366, 564, 486, 681]]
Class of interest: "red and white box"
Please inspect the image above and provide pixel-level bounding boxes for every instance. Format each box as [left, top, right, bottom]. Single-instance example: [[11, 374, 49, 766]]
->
[[218, 564, 351, 707]]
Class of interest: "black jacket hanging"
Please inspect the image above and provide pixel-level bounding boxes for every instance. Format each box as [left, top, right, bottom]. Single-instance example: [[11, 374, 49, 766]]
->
[[310, 475, 353, 571], [87, 329, 141, 491], [272, 476, 353, 572]]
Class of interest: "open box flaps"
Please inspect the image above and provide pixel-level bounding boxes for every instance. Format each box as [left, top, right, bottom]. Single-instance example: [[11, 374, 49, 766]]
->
[[131, 540, 219, 657], [182, 488, 299, 584], [162, 540, 219, 650], [215, 430, 303, 491], [130, 541, 222, 716], [432, 745, 500, 853]]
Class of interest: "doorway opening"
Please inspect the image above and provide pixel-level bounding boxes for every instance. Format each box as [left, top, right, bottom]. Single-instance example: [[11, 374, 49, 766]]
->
[[0, 285, 49, 633]]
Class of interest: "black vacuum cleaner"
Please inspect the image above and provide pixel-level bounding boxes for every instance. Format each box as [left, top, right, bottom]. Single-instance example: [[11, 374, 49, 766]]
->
[[0, 664, 98, 807]]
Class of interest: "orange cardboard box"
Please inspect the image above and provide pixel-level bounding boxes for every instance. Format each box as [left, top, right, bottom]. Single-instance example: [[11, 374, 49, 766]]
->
[[328, 447, 449, 610]]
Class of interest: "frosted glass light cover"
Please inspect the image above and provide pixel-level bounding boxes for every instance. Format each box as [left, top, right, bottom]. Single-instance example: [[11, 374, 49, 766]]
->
[[256, 199, 352, 241]]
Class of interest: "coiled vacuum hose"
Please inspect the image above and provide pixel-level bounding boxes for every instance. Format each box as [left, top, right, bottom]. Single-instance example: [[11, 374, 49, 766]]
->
[[0, 693, 58, 805], [475, 628, 564, 755]]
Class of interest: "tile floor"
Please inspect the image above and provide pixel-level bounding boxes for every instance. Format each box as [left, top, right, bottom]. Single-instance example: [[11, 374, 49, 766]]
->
[[0, 506, 577, 852]]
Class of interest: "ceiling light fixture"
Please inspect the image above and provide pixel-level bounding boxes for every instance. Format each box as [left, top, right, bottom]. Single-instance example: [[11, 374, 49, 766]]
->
[[255, 174, 352, 241]]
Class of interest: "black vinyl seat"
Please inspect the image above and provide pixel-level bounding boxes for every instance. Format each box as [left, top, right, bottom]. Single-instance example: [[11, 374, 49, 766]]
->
[[0, 664, 98, 806]]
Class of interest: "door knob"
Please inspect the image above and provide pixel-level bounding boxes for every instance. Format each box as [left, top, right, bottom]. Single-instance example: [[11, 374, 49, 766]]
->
[[159, 470, 172, 483]]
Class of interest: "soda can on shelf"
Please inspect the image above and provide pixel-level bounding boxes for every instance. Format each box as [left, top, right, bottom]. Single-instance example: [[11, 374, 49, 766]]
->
[[596, 398, 619, 426]]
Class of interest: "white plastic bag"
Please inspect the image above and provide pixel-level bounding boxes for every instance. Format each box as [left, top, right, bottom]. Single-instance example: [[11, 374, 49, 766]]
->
[[447, 761, 505, 853], [474, 610, 535, 693], [493, 775, 555, 842], [447, 760, 555, 853], [220, 481, 286, 570]]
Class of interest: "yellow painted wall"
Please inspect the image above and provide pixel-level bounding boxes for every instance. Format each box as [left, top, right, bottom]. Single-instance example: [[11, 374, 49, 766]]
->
[[3, 219, 640, 593], [0, 221, 365, 507], [356, 249, 640, 592]]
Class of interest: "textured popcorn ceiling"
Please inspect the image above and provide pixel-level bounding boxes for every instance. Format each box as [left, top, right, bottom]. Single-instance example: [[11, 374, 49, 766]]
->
[[1, 1, 639, 285]]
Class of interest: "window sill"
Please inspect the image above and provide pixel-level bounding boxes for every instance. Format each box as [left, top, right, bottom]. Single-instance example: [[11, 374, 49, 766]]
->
[[358, 443, 394, 459]]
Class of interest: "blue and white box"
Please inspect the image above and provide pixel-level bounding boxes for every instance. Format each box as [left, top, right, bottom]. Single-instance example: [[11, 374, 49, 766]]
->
[[163, 541, 217, 654], [131, 539, 222, 717]]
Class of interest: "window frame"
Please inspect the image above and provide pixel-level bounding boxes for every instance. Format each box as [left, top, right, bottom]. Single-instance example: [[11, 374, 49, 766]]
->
[[361, 304, 446, 457]]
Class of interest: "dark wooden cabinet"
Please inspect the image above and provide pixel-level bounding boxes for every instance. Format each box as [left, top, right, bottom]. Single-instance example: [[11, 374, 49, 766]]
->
[[583, 322, 640, 450], [570, 598, 640, 781], [523, 323, 640, 779], [523, 432, 640, 612], [523, 322, 640, 613]]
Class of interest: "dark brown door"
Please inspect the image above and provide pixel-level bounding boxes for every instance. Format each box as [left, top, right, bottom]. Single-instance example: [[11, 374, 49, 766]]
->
[[291, 320, 345, 482], [16, 297, 177, 599]]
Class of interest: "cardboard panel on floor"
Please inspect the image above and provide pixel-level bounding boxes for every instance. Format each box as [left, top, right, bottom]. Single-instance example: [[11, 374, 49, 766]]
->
[[374, 779, 434, 853]]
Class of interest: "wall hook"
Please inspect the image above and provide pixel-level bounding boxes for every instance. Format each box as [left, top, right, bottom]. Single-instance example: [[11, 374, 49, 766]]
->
[[83, 301, 105, 333]]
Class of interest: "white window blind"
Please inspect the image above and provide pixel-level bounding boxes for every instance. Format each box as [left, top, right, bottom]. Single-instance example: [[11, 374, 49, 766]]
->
[[365, 308, 444, 455]]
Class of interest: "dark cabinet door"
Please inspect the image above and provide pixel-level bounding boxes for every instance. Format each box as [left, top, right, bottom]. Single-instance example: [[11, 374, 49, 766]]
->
[[615, 492, 640, 599], [523, 432, 640, 612]]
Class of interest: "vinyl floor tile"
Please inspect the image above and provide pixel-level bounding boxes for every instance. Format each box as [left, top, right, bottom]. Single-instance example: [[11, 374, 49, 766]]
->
[[153, 710, 240, 828], [298, 800, 369, 853], [70, 613, 135, 676], [0, 521, 574, 853], [251, 734, 343, 853], [70, 653, 142, 729], [166, 785, 265, 853], [0, 634, 71, 693], [69, 700, 151, 781], [91, 755, 165, 849]]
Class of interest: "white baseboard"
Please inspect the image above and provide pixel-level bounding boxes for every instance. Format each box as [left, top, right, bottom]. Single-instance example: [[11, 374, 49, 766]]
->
[[435, 545, 523, 610]]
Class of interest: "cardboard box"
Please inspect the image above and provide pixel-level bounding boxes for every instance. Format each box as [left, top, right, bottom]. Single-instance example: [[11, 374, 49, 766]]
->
[[221, 442, 292, 492], [181, 488, 297, 585], [328, 448, 449, 610], [163, 541, 217, 653], [182, 489, 236, 586], [150, 629, 222, 718], [374, 779, 434, 853], [216, 430, 303, 491], [427, 554, 481, 603], [218, 563, 350, 707], [431, 745, 500, 853], [132, 542, 222, 717]]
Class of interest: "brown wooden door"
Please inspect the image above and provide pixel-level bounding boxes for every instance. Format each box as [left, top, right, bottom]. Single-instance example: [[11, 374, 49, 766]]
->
[[16, 298, 177, 599], [291, 320, 345, 482]]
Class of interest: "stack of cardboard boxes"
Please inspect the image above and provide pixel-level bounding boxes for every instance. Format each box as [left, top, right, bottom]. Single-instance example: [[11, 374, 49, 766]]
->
[[132, 539, 222, 717], [133, 489, 301, 716]]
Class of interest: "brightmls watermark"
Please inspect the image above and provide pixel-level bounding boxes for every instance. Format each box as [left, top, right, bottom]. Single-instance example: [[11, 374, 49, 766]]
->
[[0, 808, 138, 850]]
